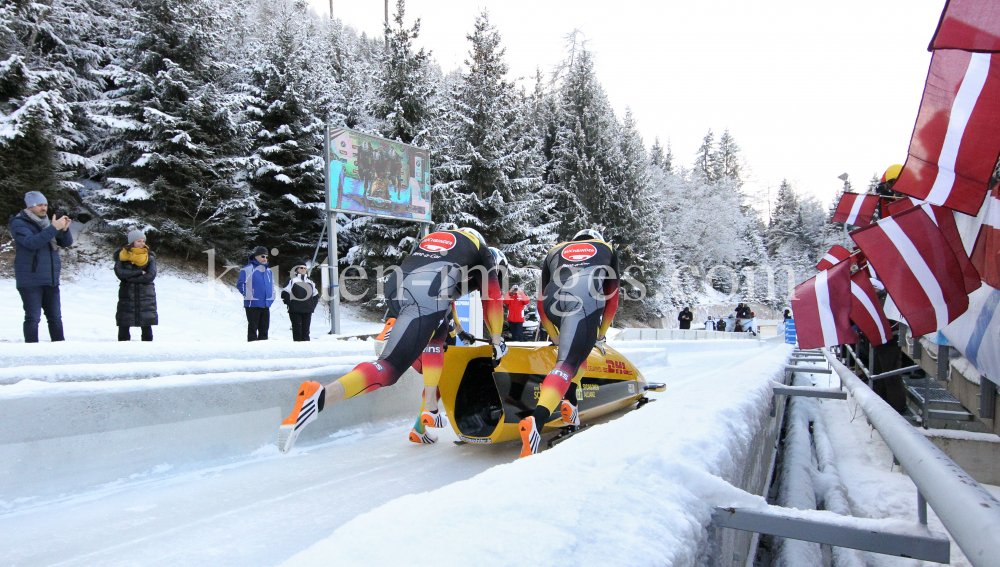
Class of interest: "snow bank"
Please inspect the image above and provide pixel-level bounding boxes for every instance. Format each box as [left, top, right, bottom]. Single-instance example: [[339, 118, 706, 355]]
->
[[280, 343, 793, 567], [0, 266, 383, 347]]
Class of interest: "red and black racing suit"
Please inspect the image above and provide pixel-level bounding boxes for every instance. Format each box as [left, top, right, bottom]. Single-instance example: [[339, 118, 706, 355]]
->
[[334, 230, 504, 399], [530, 239, 620, 430]]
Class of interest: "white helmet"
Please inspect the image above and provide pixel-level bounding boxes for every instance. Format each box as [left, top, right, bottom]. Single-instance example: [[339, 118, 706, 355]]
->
[[458, 226, 485, 245], [489, 247, 508, 270], [573, 228, 604, 242]]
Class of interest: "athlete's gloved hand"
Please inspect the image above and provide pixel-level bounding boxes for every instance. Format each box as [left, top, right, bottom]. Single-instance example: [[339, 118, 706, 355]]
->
[[596, 336, 607, 355], [492, 341, 509, 367], [458, 331, 476, 345]]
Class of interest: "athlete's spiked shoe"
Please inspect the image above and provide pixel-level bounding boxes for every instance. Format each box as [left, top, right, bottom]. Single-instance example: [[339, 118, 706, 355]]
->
[[519, 416, 540, 457], [409, 427, 438, 444], [560, 400, 580, 426], [420, 410, 448, 429], [278, 381, 325, 453]]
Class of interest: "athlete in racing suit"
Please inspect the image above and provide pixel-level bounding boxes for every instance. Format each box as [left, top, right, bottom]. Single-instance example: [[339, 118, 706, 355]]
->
[[278, 228, 507, 453], [519, 229, 620, 457]]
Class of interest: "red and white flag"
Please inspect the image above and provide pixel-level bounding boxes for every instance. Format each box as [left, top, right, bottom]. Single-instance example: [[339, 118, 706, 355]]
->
[[790, 261, 857, 349], [971, 190, 1000, 288], [929, 0, 1000, 52], [849, 270, 893, 346], [894, 50, 1000, 215], [816, 245, 852, 271], [832, 192, 879, 226], [851, 206, 969, 337], [884, 198, 981, 293]]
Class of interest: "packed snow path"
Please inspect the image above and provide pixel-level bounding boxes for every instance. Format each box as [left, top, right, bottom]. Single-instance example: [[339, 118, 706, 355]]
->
[[0, 340, 781, 567]]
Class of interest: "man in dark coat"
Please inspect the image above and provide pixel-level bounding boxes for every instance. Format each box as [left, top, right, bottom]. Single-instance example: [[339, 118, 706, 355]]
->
[[114, 228, 158, 341], [678, 307, 693, 330], [10, 191, 73, 342]]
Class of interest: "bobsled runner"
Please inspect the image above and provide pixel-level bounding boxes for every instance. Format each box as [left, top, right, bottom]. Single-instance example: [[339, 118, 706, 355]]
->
[[437, 342, 665, 446]]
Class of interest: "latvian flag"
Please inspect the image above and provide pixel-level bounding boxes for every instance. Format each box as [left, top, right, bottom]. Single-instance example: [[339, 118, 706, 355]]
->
[[816, 245, 852, 271], [790, 261, 857, 349], [851, 206, 969, 337], [850, 270, 893, 346], [885, 198, 982, 293], [894, 50, 1000, 215], [832, 192, 879, 226], [929, 0, 1000, 52], [971, 190, 1000, 288]]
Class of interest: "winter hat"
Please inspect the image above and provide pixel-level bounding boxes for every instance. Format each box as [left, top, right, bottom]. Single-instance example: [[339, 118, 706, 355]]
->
[[251, 246, 268, 257], [289, 261, 309, 275], [127, 227, 146, 245], [24, 191, 47, 208]]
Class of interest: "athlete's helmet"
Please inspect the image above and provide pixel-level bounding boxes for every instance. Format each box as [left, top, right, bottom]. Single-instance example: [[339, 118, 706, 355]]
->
[[572, 228, 604, 242], [458, 226, 485, 245], [881, 164, 903, 184], [489, 247, 508, 270]]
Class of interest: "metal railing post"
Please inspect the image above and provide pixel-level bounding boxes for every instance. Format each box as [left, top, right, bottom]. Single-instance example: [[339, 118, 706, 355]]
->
[[918, 490, 928, 527]]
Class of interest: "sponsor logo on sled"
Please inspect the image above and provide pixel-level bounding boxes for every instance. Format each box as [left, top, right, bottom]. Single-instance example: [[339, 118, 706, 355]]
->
[[561, 243, 598, 262], [459, 435, 492, 444], [628, 383, 635, 393], [419, 232, 457, 252]]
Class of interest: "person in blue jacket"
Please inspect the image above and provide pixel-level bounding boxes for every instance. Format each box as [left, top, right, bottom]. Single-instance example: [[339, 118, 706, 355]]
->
[[10, 191, 73, 342], [236, 246, 275, 341]]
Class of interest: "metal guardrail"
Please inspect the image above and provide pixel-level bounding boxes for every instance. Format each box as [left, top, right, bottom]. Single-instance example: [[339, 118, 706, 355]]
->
[[823, 349, 1000, 567]]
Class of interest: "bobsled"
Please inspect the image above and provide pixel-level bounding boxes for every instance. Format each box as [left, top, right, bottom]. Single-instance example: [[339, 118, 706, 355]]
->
[[437, 342, 665, 445]]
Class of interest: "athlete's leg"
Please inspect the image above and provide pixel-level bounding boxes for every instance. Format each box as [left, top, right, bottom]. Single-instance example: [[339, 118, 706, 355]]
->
[[519, 292, 602, 456], [421, 315, 449, 412], [280, 282, 447, 453]]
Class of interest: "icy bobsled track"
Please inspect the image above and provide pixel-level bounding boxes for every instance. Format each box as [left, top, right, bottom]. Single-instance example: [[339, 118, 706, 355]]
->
[[0, 339, 790, 567]]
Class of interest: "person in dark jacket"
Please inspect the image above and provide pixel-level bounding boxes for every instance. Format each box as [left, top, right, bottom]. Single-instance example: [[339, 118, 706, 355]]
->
[[281, 262, 319, 342], [10, 191, 73, 342], [678, 307, 693, 329], [114, 228, 157, 341], [236, 246, 275, 341]]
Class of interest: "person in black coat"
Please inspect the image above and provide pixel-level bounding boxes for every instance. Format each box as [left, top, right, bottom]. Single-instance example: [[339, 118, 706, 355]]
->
[[678, 306, 693, 330], [114, 228, 158, 341], [281, 262, 320, 341]]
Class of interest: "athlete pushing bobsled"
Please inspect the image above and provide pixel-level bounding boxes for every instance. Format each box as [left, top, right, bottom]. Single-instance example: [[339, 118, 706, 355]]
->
[[278, 227, 507, 453], [519, 228, 620, 457]]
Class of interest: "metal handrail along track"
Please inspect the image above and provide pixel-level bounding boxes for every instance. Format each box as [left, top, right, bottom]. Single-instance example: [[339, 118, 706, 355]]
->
[[823, 349, 1000, 567]]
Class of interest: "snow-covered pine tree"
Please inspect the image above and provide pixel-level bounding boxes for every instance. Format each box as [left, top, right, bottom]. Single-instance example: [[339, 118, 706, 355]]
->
[[649, 137, 665, 169], [0, 0, 109, 218], [88, 0, 253, 258], [713, 128, 741, 184], [548, 36, 620, 241], [242, 0, 326, 258], [607, 107, 663, 320], [694, 129, 715, 183], [432, 10, 553, 268]]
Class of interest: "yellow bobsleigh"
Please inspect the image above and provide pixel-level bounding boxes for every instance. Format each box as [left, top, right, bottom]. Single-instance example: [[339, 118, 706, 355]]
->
[[437, 342, 665, 445]]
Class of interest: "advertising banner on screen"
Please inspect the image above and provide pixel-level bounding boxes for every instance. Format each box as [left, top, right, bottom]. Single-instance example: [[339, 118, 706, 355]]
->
[[327, 127, 431, 222]]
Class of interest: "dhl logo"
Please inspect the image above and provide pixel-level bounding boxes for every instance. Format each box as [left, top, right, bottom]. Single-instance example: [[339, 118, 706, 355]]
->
[[605, 359, 632, 375]]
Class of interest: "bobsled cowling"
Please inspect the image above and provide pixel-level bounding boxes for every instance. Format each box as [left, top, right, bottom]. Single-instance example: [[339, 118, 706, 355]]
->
[[437, 342, 653, 445]]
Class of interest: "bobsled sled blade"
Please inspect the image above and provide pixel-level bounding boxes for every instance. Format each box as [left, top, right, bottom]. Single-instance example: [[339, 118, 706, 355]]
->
[[644, 383, 666, 392]]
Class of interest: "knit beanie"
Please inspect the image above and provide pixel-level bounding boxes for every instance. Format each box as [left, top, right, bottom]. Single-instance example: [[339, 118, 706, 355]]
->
[[127, 227, 146, 245], [252, 246, 268, 257], [24, 191, 47, 208]]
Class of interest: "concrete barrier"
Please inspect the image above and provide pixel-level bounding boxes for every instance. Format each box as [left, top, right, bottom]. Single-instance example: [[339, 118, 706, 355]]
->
[[618, 328, 754, 341], [0, 365, 422, 507]]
